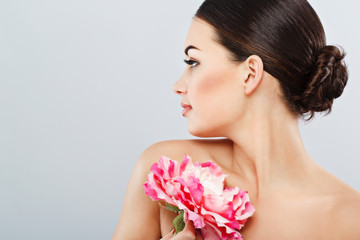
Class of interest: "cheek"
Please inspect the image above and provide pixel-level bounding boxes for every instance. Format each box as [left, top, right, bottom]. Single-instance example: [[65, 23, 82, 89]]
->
[[186, 68, 243, 137], [189, 68, 223, 100], [188, 67, 240, 114], [186, 67, 244, 137]]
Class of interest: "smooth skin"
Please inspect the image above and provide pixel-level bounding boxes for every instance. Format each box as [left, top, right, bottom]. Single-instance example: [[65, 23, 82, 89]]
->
[[112, 18, 360, 239]]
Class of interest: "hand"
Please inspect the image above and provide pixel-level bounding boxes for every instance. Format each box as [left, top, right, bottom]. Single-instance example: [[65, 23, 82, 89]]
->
[[160, 220, 203, 240]]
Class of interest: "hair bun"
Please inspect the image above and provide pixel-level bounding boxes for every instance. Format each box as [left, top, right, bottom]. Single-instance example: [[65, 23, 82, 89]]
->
[[297, 45, 349, 119]]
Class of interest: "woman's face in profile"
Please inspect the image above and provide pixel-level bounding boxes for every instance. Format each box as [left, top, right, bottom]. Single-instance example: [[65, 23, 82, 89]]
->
[[173, 18, 247, 137]]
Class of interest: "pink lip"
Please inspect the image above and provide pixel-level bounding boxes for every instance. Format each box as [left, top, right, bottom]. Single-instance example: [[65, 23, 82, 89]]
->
[[182, 107, 192, 117], [181, 103, 192, 117]]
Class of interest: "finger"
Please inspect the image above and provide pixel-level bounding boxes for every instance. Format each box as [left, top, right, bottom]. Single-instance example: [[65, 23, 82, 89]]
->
[[160, 228, 174, 240], [171, 220, 196, 240], [183, 220, 195, 234], [195, 231, 204, 240]]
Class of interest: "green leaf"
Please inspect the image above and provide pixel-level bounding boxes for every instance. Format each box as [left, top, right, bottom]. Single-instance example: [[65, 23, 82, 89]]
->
[[165, 203, 181, 213], [172, 210, 185, 235]]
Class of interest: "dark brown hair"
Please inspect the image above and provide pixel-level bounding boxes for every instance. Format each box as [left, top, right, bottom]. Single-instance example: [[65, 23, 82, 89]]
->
[[195, 0, 349, 121]]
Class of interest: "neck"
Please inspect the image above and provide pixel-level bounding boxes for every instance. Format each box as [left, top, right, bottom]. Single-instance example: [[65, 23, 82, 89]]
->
[[225, 113, 318, 200]]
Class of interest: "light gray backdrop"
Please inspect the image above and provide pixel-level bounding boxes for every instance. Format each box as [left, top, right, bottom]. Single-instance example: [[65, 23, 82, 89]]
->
[[1, 0, 359, 239]]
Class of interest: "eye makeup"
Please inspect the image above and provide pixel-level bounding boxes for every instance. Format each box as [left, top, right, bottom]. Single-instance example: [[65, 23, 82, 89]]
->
[[184, 59, 199, 67]]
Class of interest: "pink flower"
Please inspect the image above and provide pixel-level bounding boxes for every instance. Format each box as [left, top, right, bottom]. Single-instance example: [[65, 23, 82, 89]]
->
[[143, 154, 255, 240]]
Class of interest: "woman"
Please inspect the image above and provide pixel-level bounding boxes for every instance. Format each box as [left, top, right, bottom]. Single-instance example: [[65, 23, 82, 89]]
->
[[113, 0, 360, 239]]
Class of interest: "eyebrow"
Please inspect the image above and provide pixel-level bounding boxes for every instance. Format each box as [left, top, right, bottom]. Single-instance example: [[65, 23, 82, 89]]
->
[[184, 45, 200, 56]]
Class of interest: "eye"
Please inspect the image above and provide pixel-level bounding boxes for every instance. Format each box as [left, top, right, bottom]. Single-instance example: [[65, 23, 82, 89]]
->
[[184, 59, 199, 68]]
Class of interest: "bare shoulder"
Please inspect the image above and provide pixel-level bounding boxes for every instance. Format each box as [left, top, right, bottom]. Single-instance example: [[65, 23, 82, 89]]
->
[[299, 166, 360, 239], [333, 187, 360, 238], [321, 176, 360, 239], [112, 139, 198, 240], [140, 137, 233, 164], [112, 138, 232, 240]]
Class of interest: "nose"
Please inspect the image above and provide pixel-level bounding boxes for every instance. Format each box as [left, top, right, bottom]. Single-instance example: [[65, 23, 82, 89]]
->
[[172, 71, 187, 95]]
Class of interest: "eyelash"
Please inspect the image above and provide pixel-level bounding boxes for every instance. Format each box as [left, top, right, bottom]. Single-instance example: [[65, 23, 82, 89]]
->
[[184, 59, 199, 68]]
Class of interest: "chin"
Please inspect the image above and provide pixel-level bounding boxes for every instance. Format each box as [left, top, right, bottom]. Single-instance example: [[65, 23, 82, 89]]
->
[[188, 123, 224, 138]]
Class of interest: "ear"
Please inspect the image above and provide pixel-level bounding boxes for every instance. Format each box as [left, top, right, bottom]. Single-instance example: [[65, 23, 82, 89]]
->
[[243, 55, 264, 95]]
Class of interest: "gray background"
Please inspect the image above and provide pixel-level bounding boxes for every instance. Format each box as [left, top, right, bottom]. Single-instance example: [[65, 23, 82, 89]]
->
[[0, 0, 359, 239]]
